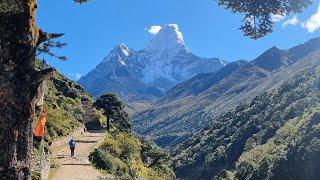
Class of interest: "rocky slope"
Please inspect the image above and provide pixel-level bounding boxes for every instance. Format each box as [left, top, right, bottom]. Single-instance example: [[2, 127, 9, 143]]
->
[[133, 38, 320, 147], [171, 50, 320, 179], [33, 61, 102, 142], [78, 24, 227, 102]]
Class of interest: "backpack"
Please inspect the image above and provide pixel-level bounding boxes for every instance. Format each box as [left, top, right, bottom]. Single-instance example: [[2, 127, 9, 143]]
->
[[69, 140, 76, 148]]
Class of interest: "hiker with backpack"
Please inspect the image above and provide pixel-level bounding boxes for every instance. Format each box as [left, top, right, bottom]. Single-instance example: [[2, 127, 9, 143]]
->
[[69, 138, 76, 157]]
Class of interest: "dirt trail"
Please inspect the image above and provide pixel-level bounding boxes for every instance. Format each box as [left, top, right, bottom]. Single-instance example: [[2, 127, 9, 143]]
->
[[49, 132, 104, 180]]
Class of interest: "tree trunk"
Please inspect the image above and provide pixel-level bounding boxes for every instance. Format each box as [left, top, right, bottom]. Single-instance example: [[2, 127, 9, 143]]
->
[[106, 115, 110, 132], [0, 1, 40, 179]]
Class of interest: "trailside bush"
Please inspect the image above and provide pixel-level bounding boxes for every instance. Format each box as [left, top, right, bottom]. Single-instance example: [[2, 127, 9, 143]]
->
[[89, 132, 175, 179], [117, 133, 141, 159], [89, 148, 129, 176], [100, 133, 141, 159], [101, 134, 122, 156], [89, 148, 115, 171]]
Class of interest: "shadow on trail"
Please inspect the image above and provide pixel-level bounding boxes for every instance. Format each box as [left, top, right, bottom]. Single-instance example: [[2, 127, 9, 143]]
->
[[56, 155, 69, 159], [82, 135, 102, 138], [75, 140, 98, 143], [62, 163, 91, 166], [87, 129, 106, 133]]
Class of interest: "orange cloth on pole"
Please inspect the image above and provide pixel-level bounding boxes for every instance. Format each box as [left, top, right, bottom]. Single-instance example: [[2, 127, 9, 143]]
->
[[33, 108, 48, 137]]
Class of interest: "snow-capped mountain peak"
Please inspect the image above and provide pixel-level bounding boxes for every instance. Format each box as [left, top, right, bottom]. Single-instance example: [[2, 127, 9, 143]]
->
[[118, 43, 131, 56], [146, 24, 187, 53], [78, 24, 228, 102], [102, 43, 133, 63]]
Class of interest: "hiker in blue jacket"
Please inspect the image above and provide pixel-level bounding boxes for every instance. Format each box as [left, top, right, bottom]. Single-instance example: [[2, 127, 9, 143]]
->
[[69, 138, 76, 157]]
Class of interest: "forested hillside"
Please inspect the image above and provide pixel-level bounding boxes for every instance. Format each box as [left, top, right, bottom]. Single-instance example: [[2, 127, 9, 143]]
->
[[171, 53, 320, 179], [133, 38, 320, 148]]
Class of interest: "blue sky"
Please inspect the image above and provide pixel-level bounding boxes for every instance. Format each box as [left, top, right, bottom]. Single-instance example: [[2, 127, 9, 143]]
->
[[37, 0, 320, 80]]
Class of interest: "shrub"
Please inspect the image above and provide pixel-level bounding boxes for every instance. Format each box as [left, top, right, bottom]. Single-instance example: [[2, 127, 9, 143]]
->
[[89, 148, 117, 173], [101, 134, 122, 156], [90, 132, 174, 179], [117, 134, 141, 159], [89, 148, 129, 176]]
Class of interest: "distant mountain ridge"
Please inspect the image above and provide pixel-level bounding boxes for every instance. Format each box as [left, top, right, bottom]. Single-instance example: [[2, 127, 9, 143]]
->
[[163, 38, 320, 102], [133, 37, 320, 147], [78, 24, 227, 102]]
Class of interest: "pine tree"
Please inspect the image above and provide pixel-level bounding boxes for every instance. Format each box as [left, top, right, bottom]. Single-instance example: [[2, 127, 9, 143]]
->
[[217, 0, 313, 39], [94, 94, 131, 132]]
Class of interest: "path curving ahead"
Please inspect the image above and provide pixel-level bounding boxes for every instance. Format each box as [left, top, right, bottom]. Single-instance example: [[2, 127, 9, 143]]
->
[[49, 132, 104, 180]]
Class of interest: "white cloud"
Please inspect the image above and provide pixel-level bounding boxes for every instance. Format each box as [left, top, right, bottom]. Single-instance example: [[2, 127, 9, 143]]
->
[[282, 16, 299, 27], [271, 13, 286, 22], [75, 73, 82, 80], [67, 73, 82, 80], [146, 25, 162, 35], [301, 4, 320, 33], [167, 24, 179, 29]]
